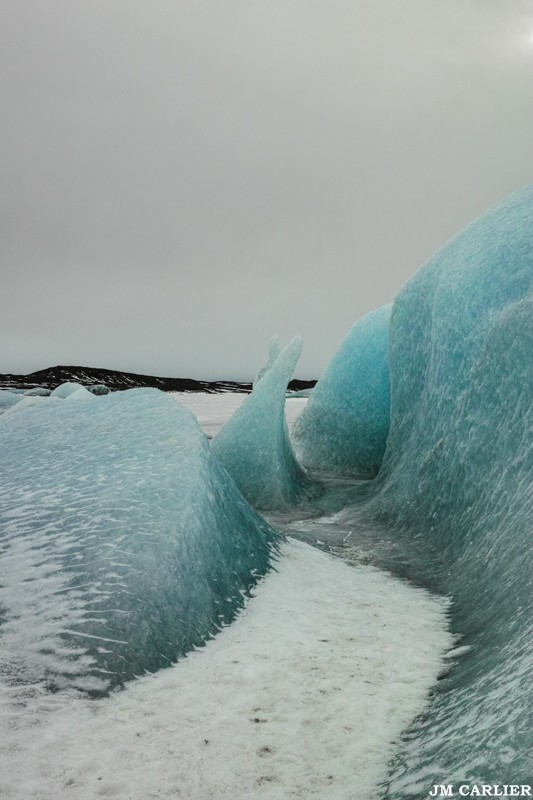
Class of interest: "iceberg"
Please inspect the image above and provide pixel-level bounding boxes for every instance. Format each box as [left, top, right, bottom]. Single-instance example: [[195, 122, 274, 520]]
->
[[87, 384, 110, 395], [63, 386, 95, 401], [51, 381, 86, 398], [23, 387, 52, 396], [292, 304, 391, 475], [211, 337, 317, 509], [0, 389, 279, 694], [362, 186, 533, 790]]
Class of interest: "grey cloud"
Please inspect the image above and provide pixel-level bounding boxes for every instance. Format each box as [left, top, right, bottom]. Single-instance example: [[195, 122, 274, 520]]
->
[[2, 0, 533, 379]]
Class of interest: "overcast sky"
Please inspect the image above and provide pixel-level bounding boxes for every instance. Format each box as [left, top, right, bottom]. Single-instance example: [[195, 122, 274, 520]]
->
[[2, 1, 533, 380]]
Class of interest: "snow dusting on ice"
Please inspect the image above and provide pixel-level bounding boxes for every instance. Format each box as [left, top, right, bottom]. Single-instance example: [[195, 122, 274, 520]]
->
[[0, 538, 452, 800]]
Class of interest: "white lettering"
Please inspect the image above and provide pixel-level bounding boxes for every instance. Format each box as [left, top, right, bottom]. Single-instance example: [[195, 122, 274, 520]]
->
[[430, 786, 454, 797], [433, 782, 531, 798]]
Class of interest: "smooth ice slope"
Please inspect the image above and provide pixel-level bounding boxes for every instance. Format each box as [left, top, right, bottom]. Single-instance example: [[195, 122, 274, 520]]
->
[[364, 186, 533, 791], [0, 389, 279, 694], [293, 305, 391, 475], [211, 337, 316, 509]]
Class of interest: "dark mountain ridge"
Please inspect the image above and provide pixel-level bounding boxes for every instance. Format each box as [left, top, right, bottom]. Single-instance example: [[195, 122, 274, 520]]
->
[[0, 365, 316, 394]]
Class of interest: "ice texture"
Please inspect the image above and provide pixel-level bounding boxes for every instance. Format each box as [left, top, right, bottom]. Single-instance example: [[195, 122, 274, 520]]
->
[[0, 388, 279, 694], [365, 186, 533, 790], [293, 305, 391, 475], [211, 337, 316, 509], [1, 395, 61, 417]]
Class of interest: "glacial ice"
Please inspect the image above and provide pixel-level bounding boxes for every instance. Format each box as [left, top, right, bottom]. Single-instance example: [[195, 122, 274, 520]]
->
[[88, 384, 110, 395], [364, 185, 533, 790], [1, 395, 61, 416], [23, 387, 52, 396], [51, 381, 86, 398], [211, 337, 317, 509], [0, 390, 22, 412], [292, 304, 391, 475], [63, 386, 95, 401], [0, 388, 279, 693]]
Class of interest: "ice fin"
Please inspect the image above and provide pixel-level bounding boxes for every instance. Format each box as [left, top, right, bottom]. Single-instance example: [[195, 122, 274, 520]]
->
[[212, 336, 317, 509]]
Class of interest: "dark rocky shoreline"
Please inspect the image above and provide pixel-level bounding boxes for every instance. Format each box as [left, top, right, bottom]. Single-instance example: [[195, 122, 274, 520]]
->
[[0, 365, 316, 394]]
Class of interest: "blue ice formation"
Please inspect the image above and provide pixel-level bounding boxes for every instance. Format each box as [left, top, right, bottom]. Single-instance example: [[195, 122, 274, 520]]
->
[[51, 381, 86, 398], [292, 305, 391, 476], [63, 385, 95, 401], [0, 389, 279, 694], [364, 186, 533, 790], [211, 337, 316, 509]]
